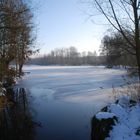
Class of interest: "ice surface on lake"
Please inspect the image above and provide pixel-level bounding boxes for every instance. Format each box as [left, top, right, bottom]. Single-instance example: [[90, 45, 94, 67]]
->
[[22, 65, 127, 103], [18, 65, 130, 140]]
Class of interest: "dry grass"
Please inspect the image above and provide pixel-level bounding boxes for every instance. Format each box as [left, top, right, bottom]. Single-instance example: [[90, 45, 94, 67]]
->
[[112, 83, 140, 102]]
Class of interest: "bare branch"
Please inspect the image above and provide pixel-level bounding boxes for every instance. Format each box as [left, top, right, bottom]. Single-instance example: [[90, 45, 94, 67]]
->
[[108, 0, 136, 49], [120, 0, 135, 23]]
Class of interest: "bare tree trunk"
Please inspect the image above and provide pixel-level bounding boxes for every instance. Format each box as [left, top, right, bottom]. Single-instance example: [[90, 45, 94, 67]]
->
[[136, 49, 140, 80], [19, 63, 23, 77], [132, 0, 140, 80]]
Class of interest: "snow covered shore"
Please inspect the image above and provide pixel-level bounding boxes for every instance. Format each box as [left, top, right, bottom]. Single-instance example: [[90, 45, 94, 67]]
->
[[93, 95, 140, 140]]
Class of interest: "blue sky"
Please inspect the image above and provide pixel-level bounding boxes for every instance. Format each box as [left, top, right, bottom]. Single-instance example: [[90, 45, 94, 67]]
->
[[34, 0, 109, 55]]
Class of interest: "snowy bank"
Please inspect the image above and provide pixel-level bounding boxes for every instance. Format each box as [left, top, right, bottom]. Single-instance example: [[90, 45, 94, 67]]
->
[[92, 95, 140, 140]]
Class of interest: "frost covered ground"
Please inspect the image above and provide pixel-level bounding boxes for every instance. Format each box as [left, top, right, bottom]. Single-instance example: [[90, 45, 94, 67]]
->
[[100, 96, 140, 140], [18, 65, 136, 140]]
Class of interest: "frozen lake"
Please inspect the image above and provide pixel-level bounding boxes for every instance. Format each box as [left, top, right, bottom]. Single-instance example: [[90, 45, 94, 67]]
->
[[18, 65, 129, 140]]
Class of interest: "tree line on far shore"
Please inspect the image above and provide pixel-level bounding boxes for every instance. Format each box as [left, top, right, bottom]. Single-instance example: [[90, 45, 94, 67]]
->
[[28, 44, 136, 67], [28, 47, 100, 65]]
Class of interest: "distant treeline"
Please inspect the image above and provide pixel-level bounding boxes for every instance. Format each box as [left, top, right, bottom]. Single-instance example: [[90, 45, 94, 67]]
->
[[27, 44, 137, 67], [27, 47, 105, 65]]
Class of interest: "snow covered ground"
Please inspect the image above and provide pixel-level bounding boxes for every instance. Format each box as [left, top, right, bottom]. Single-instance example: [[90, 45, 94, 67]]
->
[[18, 65, 135, 140], [104, 96, 140, 140]]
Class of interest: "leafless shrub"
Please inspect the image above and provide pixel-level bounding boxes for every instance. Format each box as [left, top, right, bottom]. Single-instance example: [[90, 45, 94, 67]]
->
[[112, 83, 140, 103]]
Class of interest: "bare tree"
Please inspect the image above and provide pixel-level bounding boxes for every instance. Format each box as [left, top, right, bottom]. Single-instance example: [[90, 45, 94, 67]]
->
[[0, 0, 35, 82], [92, 0, 140, 79], [101, 31, 136, 67]]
